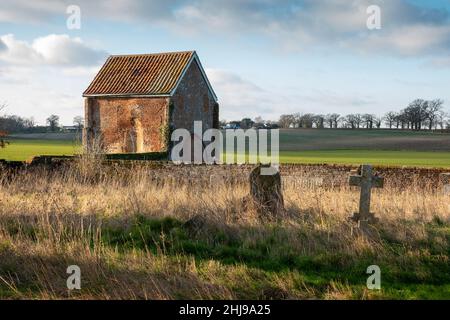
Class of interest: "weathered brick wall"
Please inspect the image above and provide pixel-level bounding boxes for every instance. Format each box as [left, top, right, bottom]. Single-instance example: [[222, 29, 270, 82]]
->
[[171, 59, 218, 133], [84, 97, 169, 153], [83, 59, 218, 154]]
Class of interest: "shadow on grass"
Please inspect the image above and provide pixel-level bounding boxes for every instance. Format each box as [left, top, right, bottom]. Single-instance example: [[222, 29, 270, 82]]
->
[[0, 247, 236, 299], [101, 215, 450, 286], [1, 213, 449, 299]]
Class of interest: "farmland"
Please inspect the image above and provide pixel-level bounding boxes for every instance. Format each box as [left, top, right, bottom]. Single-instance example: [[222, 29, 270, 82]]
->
[[279, 128, 450, 151], [279, 150, 450, 167], [1, 129, 449, 168], [0, 139, 79, 162]]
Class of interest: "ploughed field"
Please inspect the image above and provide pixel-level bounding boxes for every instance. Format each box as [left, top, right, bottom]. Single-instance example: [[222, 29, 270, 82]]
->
[[1, 130, 450, 168], [0, 161, 449, 299]]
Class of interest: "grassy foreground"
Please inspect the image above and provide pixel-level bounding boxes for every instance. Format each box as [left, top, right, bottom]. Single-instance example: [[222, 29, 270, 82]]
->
[[0, 161, 448, 299]]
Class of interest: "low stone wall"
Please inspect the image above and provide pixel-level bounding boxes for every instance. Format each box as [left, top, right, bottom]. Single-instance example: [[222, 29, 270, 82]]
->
[[0, 158, 448, 190]]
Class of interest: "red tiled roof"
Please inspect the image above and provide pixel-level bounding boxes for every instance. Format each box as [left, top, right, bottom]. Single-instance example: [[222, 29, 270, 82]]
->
[[83, 51, 195, 96]]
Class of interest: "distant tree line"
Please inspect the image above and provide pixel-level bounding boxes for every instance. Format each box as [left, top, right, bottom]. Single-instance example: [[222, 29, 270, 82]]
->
[[0, 104, 84, 133], [383, 99, 446, 130], [276, 99, 449, 130], [0, 114, 36, 133], [221, 117, 279, 130]]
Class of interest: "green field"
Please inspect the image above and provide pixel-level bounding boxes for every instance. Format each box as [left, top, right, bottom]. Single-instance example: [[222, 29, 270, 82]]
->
[[279, 150, 450, 167], [0, 138, 80, 161], [1, 129, 450, 167], [279, 128, 450, 151]]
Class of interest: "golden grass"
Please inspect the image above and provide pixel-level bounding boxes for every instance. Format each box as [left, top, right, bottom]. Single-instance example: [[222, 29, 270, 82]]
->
[[0, 160, 449, 299]]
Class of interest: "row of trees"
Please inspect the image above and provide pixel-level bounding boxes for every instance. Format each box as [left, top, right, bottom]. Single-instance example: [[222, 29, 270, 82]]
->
[[0, 104, 85, 149], [278, 112, 386, 129], [277, 99, 448, 130], [0, 104, 84, 133], [383, 99, 446, 130], [46, 115, 84, 131], [0, 114, 36, 133]]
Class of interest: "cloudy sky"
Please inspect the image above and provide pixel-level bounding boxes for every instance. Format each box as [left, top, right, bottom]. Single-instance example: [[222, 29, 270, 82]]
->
[[0, 0, 450, 125]]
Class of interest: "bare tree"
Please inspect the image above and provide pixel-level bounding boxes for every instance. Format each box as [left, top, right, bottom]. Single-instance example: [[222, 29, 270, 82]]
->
[[46, 114, 60, 132], [426, 99, 444, 130], [353, 114, 363, 129], [312, 114, 325, 129], [278, 114, 295, 128], [383, 111, 397, 129], [293, 113, 303, 128], [24, 117, 35, 129], [325, 113, 340, 128], [324, 114, 333, 128], [436, 111, 448, 130], [344, 114, 363, 129], [404, 99, 428, 130], [300, 113, 314, 128], [344, 114, 356, 129], [374, 116, 382, 129], [362, 114, 375, 129], [73, 116, 84, 130]]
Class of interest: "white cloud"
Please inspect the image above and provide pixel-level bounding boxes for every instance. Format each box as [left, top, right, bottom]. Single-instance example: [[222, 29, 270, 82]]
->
[[362, 24, 450, 56], [0, 34, 41, 65], [206, 68, 382, 121], [430, 56, 450, 68], [168, 0, 450, 58], [0, 0, 64, 23], [0, 34, 107, 66], [0, 63, 88, 125], [1, 0, 450, 58], [207, 68, 322, 121], [0, 0, 177, 24], [0, 33, 107, 125], [0, 38, 6, 51], [61, 66, 102, 77]]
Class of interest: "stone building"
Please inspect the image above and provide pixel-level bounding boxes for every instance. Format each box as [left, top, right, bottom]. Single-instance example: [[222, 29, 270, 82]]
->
[[83, 51, 218, 153]]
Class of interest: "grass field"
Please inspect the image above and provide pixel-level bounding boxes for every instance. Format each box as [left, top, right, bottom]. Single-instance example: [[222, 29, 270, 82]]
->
[[0, 162, 448, 299], [279, 150, 450, 167], [279, 128, 450, 151], [0, 138, 80, 161], [1, 129, 450, 167]]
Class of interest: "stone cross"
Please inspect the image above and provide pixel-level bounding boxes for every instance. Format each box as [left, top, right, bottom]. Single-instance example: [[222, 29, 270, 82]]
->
[[440, 173, 450, 195], [349, 164, 384, 227]]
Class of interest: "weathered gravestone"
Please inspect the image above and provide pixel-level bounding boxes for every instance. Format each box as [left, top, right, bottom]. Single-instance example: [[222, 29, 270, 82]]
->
[[246, 164, 285, 220], [349, 164, 384, 229], [440, 173, 450, 195]]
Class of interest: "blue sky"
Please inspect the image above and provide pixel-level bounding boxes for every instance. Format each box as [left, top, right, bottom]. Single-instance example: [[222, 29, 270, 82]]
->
[[0, 0, 450, 125]]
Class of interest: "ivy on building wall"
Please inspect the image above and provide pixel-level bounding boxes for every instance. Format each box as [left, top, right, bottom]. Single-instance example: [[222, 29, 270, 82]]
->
[[160, 100, 175, 152]]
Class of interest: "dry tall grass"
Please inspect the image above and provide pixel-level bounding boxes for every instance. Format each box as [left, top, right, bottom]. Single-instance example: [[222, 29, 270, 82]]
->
[[0, 160, 449, 299]]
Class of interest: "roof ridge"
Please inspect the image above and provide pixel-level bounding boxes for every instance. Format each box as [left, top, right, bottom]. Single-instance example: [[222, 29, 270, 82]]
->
[[109, 50, 195, 58]]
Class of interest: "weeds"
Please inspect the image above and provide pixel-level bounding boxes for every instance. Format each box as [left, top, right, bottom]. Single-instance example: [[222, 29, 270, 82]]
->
[[0, 161, 449, 299]]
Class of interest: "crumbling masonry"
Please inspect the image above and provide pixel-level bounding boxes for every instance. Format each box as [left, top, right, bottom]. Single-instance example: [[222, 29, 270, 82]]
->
[[83, 51, 218, 153]]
